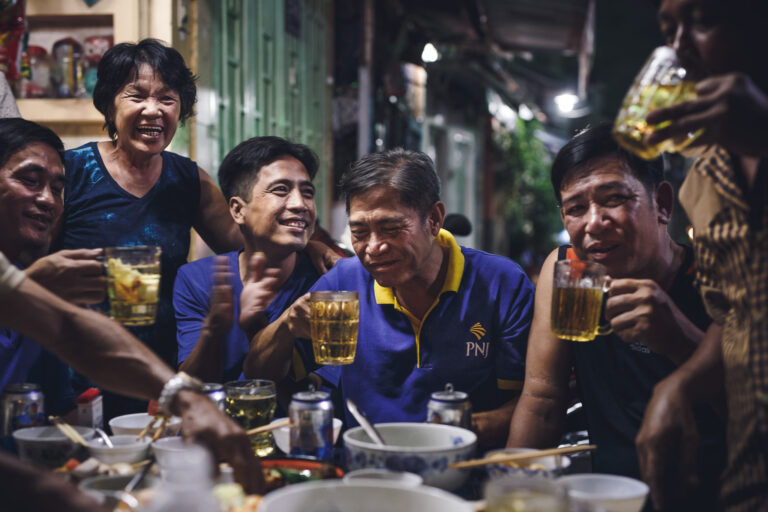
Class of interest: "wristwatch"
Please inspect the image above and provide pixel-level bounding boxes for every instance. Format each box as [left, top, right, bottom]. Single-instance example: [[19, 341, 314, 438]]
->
[[158, 371, 204, 415]]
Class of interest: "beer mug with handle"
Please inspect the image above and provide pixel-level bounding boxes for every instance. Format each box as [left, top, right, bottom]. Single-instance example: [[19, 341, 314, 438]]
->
[[551, 260, 611, 342]]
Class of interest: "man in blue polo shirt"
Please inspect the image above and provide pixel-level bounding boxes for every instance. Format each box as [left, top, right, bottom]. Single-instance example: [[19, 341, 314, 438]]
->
[[244, 148, 534, 447], [173, 136, 321, 384]]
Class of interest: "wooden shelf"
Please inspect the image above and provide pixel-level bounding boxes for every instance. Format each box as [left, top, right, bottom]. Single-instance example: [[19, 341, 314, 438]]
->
[[17, 98, 103, 124]]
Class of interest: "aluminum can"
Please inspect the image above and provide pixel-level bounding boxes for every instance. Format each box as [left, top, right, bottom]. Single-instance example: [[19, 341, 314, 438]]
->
[[202, 383, 226, 411], [288, 388, 334, 460], [426, 383, 472, 429], [2, 383, 45, 436]]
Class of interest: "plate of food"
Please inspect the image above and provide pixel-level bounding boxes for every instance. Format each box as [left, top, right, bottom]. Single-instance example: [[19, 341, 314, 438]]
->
[[261, 458, 344, 492]]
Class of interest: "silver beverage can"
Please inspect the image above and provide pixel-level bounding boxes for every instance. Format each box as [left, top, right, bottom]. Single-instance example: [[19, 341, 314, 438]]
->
[[202, 383, 226, 411], [288, 387, 334, 460], [426, 383, 472, 429], [1, 383, 45, 436]]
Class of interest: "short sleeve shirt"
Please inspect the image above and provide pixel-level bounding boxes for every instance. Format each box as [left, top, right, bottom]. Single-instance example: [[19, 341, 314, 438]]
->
[[295, 230, 534, 426]]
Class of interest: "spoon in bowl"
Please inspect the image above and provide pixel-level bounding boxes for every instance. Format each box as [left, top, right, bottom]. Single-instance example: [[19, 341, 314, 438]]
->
[[346, 398, 385, 446], [94, 428, 114, 448]]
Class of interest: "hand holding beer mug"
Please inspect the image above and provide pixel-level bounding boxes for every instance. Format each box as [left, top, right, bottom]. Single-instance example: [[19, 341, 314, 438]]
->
[[105, 246, 161, 326], [309, 291, 359, 365], [551, 260, 611, 342], [613, 46, 702, 160], [224, 379, 277, 457]]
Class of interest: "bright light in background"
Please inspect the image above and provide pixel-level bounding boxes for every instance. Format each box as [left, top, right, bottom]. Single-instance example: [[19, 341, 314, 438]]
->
[[518, 104, 534, 121], [554, 92, 579, 114], [421, 43, 439, 63]]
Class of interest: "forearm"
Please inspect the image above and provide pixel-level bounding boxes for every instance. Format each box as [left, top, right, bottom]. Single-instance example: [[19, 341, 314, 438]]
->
[[659, 308, 705, 366], [668, 323, 725, 410], [242, 311, 296, 381], [472, 395, 520, 449], [178, 326, 225, 382], [506, 389, 568, 449], [3, 278, 174, 401]]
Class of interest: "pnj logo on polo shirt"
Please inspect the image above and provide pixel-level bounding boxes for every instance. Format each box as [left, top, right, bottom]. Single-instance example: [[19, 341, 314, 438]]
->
[[466, 322, 489, 358]]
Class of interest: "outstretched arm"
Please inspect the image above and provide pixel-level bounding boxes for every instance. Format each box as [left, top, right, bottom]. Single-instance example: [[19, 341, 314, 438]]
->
[[636, 323, 725, 510], [507, 250, 572, 449], [0, 271, 264, 493], [194, 167, 244, 253]]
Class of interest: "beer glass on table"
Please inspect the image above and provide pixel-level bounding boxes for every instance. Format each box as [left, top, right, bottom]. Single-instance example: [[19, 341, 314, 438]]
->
[[309, 291, 359, 365], [613, 46, 702, 160], [551, 260, 611, 342], [104, 246, 161, 326], [485, 476, 569, 512], [224, 379, 277, 457]]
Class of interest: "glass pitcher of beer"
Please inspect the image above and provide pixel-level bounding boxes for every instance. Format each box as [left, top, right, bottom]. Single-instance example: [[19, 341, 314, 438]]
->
[[309, 290, 359, 365], [613, 46, 702, 160], [551, 260, 611, 342]]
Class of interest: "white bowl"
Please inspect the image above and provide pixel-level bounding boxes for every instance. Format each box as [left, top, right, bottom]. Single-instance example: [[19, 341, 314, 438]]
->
[[343, 468, 423, 487], [108, 413, 182, 437], [558, 474, 649, 512], [271, 417, 343, 455], [485, 447, 572, 480], [343, 422, 477, 491], [152, 436, 213, 480], [259, 480, 473, 512], [13, 425, 95, 468], [87, 435, 151, 465]]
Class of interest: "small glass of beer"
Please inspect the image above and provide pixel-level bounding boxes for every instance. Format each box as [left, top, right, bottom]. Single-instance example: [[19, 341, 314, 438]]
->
[[104, 246, 161, 326], [485, 476, 569, 512], [613, 46, 702, 160], [551, 260, 611, 342], [309, 290, 359, 365], [224, 379, 277, 457]]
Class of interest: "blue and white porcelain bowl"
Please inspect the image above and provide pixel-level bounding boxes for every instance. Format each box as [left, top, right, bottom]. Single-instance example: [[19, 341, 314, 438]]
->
[[343, 422, 477, 491], [485, 447, 571, 480]]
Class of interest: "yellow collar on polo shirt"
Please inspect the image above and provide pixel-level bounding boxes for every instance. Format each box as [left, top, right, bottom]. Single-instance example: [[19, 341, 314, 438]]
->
[[373, 228, 465, 309]]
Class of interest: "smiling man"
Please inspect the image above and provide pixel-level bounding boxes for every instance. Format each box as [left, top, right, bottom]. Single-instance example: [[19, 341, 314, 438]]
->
[[173, 136, 320, 383], [506, 124, 725, 510], [0, 117, 106, 414], [244, 148, 534, 448]]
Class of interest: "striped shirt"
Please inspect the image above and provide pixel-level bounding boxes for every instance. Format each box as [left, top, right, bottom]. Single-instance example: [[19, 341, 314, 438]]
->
[[679, 146, 768, 511]]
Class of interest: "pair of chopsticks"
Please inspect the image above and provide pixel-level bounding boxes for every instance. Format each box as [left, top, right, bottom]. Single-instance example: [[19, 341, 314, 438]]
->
[[246, 418, 289, 436], [136, 415, 170, 441], [49, 416, 89, 447], [449, 444, 597, 469]]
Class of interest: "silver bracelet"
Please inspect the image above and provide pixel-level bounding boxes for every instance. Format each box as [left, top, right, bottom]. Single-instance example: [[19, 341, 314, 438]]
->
[[157, 372, 204, 415]]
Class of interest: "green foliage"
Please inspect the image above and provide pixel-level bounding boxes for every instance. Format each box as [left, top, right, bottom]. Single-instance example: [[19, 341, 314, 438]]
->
[[492, 118, 561, 267]]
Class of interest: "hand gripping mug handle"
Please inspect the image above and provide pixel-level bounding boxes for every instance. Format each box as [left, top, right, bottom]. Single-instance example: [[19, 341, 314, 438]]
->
[[596, 279, 613, 336]]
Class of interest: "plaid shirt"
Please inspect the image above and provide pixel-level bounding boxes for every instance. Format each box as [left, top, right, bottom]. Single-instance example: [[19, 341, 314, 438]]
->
[[679, 146, 768, 511]]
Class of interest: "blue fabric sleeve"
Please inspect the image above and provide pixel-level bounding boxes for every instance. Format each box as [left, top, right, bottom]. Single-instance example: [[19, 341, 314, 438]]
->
[[173, 262, 212, 366], [495, 264, 535, 386]]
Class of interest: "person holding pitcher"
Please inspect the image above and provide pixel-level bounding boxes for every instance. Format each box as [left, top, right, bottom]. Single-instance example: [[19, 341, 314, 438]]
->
[[506, 124, 725, 510]]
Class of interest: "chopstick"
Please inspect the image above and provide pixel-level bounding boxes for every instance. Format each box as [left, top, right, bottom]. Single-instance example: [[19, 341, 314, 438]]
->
[[150, 416, 170, 442], [246, 418, 290, 436], [136, 415, 166, 441], [449, 444, 597, 469], [49, 416, 89, 447]]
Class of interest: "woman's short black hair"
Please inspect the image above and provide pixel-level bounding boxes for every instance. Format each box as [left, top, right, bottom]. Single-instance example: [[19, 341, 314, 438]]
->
[[341, 148, 441, 219], [218, 136, 319, 201], [550, 123, 664, 204], [93, 38, 196, 140], [0, 118, 64, 169]]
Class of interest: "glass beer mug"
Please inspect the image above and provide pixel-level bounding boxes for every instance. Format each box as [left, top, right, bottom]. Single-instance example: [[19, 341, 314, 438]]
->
[[613, 46, 702, 160], [309, 291, 359, 365], [551, 260, 611, 342]]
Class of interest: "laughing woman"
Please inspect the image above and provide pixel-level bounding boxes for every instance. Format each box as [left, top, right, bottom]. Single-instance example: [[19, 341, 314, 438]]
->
[[55, 39, 242, 418]]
